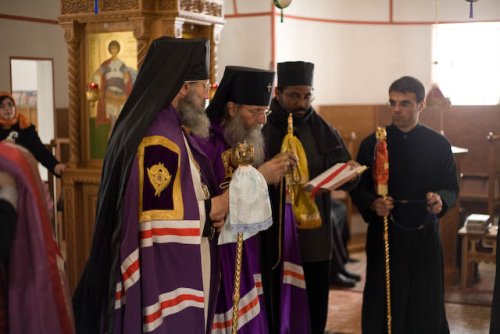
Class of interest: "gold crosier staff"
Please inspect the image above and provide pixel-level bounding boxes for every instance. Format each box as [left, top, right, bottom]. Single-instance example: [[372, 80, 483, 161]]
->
[[375, 127, 392, 333], [229, 142, 255, 334], [229, 142, 271, 334], [231, 232, 244, 334]]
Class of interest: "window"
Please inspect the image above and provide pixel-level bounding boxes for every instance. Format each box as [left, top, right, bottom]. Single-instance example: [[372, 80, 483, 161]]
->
[[432, 22, 500, 105]]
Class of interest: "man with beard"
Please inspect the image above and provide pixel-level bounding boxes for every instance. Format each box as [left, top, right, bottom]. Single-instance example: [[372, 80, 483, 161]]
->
[[262, 61, 360, 334], [197, 66, 311, 334], [72, 37, 229, 334]]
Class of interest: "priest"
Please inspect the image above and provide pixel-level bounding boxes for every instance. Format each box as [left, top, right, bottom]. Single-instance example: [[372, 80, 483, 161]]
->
[[262, 61, 359, 334], [196, 66, 282, 333], [72, 37, 229, 334]]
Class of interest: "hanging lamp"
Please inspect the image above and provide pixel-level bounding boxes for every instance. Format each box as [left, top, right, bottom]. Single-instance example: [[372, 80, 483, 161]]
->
[[272, 0, 292, 23]]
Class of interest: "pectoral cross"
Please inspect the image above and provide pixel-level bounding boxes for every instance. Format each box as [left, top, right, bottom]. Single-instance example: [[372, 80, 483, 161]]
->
[[267, 83, 272, 93]]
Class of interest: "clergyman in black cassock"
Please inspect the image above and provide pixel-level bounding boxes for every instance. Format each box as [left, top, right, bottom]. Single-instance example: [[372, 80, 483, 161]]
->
[[350, 76, 458, 334]]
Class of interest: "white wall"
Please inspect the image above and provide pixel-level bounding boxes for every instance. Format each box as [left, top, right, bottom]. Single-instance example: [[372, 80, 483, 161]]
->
[[0, 0, 68, 109], [36, 61, 55, 144], [276, 22, 433, 104], [218, 17, 273, 75], [219, 0, 500, 105], [1, 0, 499, 107], [217, 1, 273, 79]]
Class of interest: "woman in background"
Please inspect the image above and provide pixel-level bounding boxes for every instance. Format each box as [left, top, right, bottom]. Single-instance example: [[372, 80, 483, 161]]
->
[[0, 91, 66, 177]]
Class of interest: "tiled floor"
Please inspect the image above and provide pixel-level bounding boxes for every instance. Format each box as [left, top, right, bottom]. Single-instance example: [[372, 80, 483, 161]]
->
[[325, 252, 493, 334]]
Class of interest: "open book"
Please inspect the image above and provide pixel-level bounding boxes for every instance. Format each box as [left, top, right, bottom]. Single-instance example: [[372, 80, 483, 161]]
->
[[304, 162, 368, 195]]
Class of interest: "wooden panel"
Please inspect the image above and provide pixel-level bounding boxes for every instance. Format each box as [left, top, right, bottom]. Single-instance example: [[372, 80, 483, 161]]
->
[[55, 107, 69, 138], [81, 183, 99, 264], [318, 105, 379, 159], [62, 168, 100, 292], [319, 104, 500, 177], [443, 105, 500, 174], [440, 206, 460, 287]]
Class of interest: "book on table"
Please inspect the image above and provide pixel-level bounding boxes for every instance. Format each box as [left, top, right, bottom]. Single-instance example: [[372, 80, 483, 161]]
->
[[304, 162, 368, 194], [464, 213, 490, 233]]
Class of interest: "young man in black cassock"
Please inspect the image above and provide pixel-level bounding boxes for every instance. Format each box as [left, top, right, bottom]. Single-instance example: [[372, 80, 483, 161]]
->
[[350, 76, 459, 334]]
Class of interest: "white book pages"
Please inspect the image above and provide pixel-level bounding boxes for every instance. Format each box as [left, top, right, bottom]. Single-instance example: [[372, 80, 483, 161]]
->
[[304, 162, 367, 192]]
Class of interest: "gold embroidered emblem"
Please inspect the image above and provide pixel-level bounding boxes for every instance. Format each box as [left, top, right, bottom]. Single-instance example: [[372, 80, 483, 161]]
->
[[147, 163, 172, 197]]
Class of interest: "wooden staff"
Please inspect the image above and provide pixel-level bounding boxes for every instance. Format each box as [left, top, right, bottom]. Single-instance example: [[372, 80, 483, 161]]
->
[[375, 127, 392, 334]]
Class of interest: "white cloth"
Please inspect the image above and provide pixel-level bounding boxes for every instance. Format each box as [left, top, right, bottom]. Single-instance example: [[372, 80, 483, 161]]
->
[[229, 165, 272, 234]]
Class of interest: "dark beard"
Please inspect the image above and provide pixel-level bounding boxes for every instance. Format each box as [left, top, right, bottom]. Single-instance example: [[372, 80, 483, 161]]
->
[[177, 89, 210, 138], [223, 114, 265, 167]]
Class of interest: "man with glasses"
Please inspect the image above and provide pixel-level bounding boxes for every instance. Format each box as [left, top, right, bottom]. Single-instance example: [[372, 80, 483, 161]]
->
[[350, 76, 458, 333], [196, 65, 305, 333], [262, 61, 360, 334], [73, 37, 229, 334]]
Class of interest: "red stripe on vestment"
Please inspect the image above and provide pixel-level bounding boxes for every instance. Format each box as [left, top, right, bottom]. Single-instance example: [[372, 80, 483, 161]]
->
[[122, 259, 140, 282], [211, 295, 260, 329], [283, 269, 305, 281], [140, 227, 200, 239], [143, 293, 205, 324]]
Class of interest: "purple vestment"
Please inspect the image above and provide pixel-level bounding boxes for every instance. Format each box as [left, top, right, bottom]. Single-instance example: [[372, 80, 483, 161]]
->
[[196, 123, 269, 333], [279, 203, 311, 333], [111, 106, 219, 333]]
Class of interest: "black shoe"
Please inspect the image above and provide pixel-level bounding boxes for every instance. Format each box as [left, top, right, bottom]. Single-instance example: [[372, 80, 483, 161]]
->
[[330, 272, 356, 288], [340, 269, 361, 282]]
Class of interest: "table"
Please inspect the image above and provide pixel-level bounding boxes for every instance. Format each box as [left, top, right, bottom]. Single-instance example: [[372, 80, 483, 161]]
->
[[458, 226, 497, 287]]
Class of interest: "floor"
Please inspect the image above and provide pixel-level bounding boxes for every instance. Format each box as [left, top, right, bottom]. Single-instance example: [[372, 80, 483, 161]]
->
[[324, 252, 493, 334]]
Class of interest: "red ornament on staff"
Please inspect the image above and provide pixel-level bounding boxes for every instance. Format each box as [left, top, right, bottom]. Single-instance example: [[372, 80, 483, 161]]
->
[[374, 126, 392, 334]]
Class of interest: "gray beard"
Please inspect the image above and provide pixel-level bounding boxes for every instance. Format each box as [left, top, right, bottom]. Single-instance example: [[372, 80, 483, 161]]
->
[[178, 90, 210, 138], [223, 114, 265, 167]]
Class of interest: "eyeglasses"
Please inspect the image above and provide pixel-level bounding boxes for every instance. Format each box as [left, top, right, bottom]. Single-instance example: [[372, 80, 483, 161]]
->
[[282, 91, 315, 104], [185, 80, 211, 93], [387, 99, 416, 109], [246, 108, 272, 118]]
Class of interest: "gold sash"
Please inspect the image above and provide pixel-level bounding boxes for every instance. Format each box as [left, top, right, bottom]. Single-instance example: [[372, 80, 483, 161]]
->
[[280, 114, 321, 229]]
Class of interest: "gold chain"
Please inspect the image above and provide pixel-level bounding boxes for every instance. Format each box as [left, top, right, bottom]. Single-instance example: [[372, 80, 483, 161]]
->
[[231, 232, 244, 333], [384, 215, 392, 334]]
